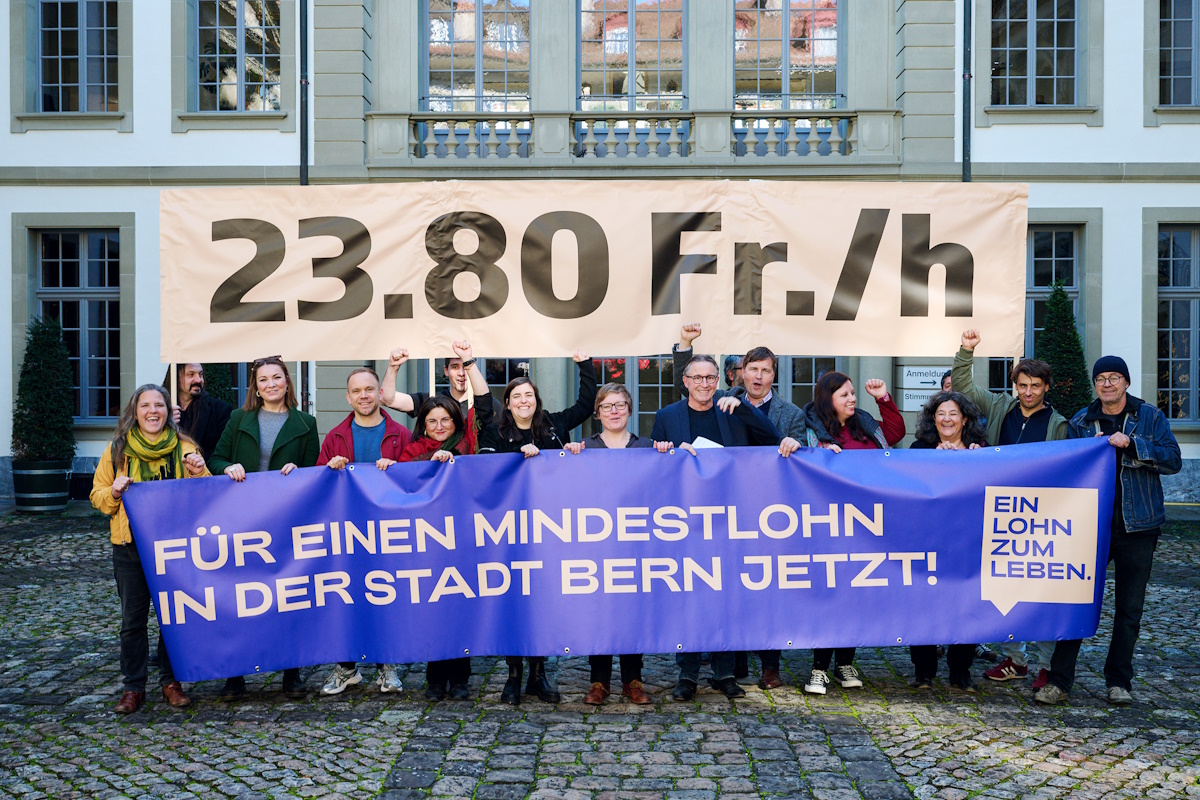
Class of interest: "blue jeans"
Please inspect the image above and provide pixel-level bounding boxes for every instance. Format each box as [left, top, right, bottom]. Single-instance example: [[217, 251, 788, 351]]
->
[[113, 543, 173, 692], [677, 651, 734, 685], [1048, 530, 1159, 692]]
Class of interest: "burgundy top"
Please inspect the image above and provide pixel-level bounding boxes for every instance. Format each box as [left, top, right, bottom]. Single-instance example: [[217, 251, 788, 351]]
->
[[833, 394, 906, 450]]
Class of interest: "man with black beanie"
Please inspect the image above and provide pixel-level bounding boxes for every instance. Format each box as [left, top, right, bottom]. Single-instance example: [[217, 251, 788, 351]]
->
[[1035, 356, 1181, 706]]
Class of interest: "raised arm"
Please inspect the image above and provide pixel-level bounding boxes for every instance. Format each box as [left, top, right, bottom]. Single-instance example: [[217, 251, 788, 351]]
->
[[953, 329, 1000, 413], [381, 347, 417, 414], [452, 340, 489, 398], [672, 323, 702, 397], [554, 352, 599, 432]]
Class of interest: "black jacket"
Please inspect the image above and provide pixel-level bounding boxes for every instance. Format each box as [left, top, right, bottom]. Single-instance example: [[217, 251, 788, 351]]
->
[[478, 361, 598, 454], [179, 392, 234, 458]]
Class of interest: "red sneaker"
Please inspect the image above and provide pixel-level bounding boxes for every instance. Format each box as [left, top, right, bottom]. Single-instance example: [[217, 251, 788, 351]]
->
[[984, 657, 1028, 682]]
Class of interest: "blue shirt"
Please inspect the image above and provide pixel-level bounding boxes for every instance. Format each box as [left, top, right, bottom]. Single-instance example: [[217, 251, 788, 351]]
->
[[351, 419, 387, 464]]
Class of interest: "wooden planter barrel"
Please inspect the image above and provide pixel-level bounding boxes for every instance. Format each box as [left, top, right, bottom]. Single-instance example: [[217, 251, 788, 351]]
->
[[12, 460, 72, 513]]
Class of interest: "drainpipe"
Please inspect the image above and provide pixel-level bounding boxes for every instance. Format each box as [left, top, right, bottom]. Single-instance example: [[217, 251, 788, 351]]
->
[[299, 0, 312, 411], [962, 0, 972, 182]]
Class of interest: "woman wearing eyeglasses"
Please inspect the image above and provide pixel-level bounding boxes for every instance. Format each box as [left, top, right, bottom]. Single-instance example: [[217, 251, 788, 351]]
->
[[209, 356, 319, 700], [398, 394, 491, 701], [580, 382, 654, 705], [477, 350, 598, 705]]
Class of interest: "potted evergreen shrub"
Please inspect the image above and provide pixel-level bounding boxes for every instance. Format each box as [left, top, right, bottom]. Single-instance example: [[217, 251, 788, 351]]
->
[[11, 317, 76, 512], [1035, 281, 1093, 420]]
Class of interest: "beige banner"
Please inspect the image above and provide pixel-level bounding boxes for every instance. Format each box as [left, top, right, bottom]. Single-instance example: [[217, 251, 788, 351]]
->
[[159, 180, 1028, 362]]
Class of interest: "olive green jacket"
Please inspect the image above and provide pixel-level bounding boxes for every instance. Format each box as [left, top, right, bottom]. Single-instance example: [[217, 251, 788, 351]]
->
[[951, 347, 1068, 445], [208, 407, 320, 475]]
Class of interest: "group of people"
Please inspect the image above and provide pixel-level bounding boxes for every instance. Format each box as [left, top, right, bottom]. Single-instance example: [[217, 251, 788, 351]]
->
[[91, 326, 1181, 714]]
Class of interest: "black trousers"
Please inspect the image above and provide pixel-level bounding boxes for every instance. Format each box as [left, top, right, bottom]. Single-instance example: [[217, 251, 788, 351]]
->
[[910, 644, 975, 683], [589, 654, 643, 685], [427, 658, 471, 688]]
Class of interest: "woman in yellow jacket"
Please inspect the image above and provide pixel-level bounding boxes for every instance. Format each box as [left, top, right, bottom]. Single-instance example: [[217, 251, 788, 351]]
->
[[91, 383, 210, 715]]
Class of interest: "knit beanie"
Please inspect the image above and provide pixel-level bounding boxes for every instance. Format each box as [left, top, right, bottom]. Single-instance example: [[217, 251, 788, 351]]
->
[[1092, 355, 1130, 384]]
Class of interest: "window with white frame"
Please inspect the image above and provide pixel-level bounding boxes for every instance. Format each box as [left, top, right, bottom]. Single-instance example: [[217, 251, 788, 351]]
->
[[196, 0, 281, 111], [991, 0, 1077, 105], [1161, 0, 1199, 106], [424, 1, 530, 113], [39, 1, 118, 112], [37, 231, 121, 419], [989, 227, 1081, 392], [734, 0, 841, 111], [1158, 226, 1199, 420], [580, 1, 684, 112]]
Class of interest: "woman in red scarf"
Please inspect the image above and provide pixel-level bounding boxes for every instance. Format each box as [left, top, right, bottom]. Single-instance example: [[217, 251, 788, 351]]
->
[[399, 394, 480, 699]]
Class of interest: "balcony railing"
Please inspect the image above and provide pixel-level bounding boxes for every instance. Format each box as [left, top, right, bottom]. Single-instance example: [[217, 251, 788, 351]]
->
[[410, 113, 534, 159], [395, 110, 862, 162], [570, 113, 693, 159], [732, 111, 856, 158]]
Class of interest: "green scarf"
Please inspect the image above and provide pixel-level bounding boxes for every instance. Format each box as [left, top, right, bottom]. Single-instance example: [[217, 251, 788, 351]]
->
[[125, 428, 183, 483]]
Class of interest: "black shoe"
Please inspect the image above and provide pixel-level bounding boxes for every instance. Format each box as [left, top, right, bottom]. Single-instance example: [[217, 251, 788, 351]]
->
[[524, 660, 561, 703], [500, 661, 522, 706], [282, 669, 307, 699], [711, 677, 746, 699], [449, 683, 470, 701], [425, 684, 447, 702], [913, 675, 934, 690], [672, 681, 696, 701], [219, 676, 246, 701]]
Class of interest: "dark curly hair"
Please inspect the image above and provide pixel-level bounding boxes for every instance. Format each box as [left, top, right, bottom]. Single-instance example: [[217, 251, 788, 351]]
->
[[914, 391, 988, 447], [812, 371, 874, 444]]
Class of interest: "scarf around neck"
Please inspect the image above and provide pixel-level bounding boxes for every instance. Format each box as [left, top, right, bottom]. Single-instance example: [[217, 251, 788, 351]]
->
[[125, 428, 183, 482]]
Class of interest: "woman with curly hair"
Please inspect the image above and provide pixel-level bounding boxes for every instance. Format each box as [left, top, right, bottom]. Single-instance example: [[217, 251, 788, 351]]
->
[[909, 390, 989, 691]]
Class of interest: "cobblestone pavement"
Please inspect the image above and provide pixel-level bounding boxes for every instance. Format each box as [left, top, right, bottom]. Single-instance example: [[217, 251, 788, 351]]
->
[[2, 511, 1199, 799]]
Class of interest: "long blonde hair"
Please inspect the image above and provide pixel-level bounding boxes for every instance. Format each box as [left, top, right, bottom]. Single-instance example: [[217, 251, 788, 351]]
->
[[109, 384, 194, 465]]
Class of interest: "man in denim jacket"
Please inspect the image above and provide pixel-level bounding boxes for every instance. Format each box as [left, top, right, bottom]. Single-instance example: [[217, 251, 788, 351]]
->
[[1035, 356, 1182, 706]]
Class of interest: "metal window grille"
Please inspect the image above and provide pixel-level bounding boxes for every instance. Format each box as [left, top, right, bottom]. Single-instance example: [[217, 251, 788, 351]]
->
[[991, 0, 1077, 106], [733, 0, 842, 112], [39, 1, 118, 112], [1161, 0, 1199, 106], [197, 0, 281, 112], [989, 227, 1081, 392], [424, 1, 530, 113], [579, 0, 685, 112], [1158, 225, 1199, 419], [36, 230, 121, 419]]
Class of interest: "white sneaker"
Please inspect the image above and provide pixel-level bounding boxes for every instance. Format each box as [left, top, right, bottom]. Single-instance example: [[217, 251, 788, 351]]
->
[[804, 669, 830, 695], [377, 664, 403, 693], [835, 665, 863, 689], [321, 664, 362, 695]]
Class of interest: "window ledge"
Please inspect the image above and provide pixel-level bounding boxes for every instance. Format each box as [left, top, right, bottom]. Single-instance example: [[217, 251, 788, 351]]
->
[[173, 111, 293, 133], [13, 112, 129, 134], [1147, 106, 1200, 126], [72, 418, 121, 432], [981, 105, 1102, 126], [1166, 420, 1200, 434]]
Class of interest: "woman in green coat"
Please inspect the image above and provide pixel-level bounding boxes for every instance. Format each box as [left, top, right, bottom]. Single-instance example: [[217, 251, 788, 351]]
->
[[208, 355, 319, 700]]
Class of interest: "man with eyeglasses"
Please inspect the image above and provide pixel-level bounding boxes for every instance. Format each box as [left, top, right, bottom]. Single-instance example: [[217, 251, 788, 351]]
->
[[1035, 355, 1181, 707], [650, 354, 790, 701], [673, 324, 809, 690], [314, 366, 413, 696]]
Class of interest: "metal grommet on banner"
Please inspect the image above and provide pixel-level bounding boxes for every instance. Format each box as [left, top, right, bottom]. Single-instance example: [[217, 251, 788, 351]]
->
[[1007, 635, 1014, 640], [254, 665, 261, 672], [347, 464, 355, 470], [895, 637, 902, 644], [559, 451, 566, 457], [670, 449, 675, 455], [787, 641, 793, 647], [884, 451, 891, 456], [676, 644, 683, 650], [464, 649, 470, 655], [995, 447, 1002, 452], [564, 647, 570, 654], [361, 654, 367, 660]]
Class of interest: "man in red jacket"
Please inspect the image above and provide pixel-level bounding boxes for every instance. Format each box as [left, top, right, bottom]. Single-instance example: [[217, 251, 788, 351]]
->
[[316, 366, 413, 695]]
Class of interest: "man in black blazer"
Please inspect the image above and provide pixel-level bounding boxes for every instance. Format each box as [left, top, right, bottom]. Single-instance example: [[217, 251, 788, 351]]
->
[[650, 354, 780, 702]]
